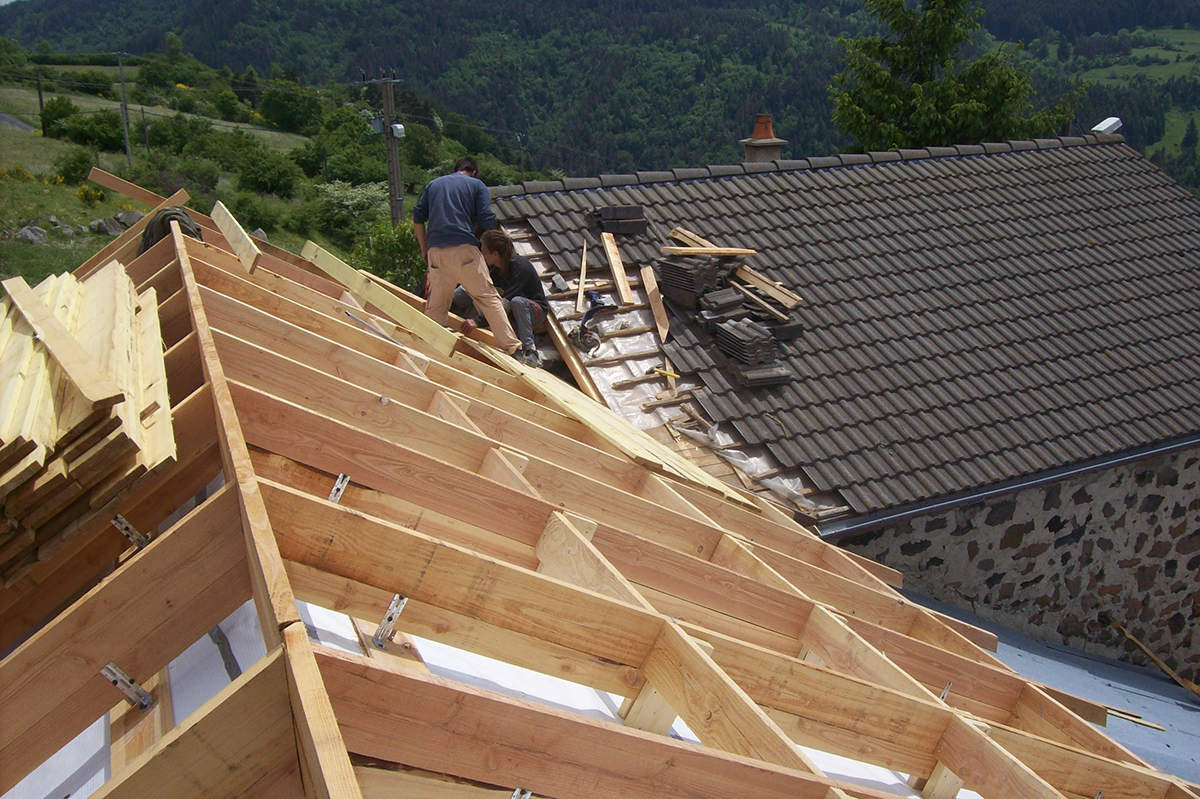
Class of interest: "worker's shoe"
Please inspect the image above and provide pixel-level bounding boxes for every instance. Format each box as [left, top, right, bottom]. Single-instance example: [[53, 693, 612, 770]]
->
[[515, 348, 542, 368]]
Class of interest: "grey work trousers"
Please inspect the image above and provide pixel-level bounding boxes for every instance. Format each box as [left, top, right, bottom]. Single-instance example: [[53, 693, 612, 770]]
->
[[452, 286, 545, 352]]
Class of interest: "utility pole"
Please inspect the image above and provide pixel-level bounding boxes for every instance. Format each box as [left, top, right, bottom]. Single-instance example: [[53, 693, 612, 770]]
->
[[117, 52, 132, 167], [35, 67, 44, 113], [381, 74, 404, 227], [141, 107, 150, 154]]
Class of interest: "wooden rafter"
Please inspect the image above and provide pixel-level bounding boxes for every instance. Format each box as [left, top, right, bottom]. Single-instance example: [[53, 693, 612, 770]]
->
[[1, 176, 1194, 799]]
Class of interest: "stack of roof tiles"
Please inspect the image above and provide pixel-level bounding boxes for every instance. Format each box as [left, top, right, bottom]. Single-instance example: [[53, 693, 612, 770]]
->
[[714, 319, 792, 387], [493, 134, 1200, 515], [655, 257, 734, 308], [699, 287, 745, 312], [715, 319, 779, 365]]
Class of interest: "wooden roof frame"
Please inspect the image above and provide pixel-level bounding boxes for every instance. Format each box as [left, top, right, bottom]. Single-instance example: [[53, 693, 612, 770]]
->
[[1, 171, 1197, 799]]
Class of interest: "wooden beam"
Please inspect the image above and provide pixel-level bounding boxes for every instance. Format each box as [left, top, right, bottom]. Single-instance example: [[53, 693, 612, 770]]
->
[[283, 623, 364, 799], [2, 276, 125, 410], [639, 263, 670, 342], [988, 722, 1178, 799], [109, 669, 174, 778], [198, 272, 580, 437], [317, 645, 889, 799], [88, 167, 166, 208], [686, 622, 948, 777], [730, 280, 790, 322], [179, 228, 361, 799], [668, 227, 719, 249], [92, 649, 294, 799], [642, 620, 823, 774], [620, 683, 677, 735], [177, 224, 300, 643], [234, 382, 554, 546], [535, 511, 652, 609], [600, 232, 635, 305], [916, 761, 965, 799], [0, 485, 250, 795], [355, 764, 518, 799], [253, 450, 537, 571], [287, 560, 645, 698], [575, 241, 588, 314], [733, 265, 802, 309], [660, 246, 756, 257], [935, 716, 1062, 799], [544, 314, 606, 403], [301, 240, 459, 357], [211, 200, 262, 274], [262, 479, 663, 668]]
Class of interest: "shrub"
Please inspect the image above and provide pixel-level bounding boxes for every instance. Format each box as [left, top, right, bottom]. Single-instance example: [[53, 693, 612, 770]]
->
[[40, 95, 79, 138], [229, 192, 281, 232], [147, 113, 214, 155], [292, 106, 386, 185], [350, 220, 425, 293], [54, 146, 94, 184], [310, 180, 387, 247], [259, 81, 324, 134], [125, 152, 221, 196], [404, 122, 440, 170], [199, 129, 264, 171], [211, 89, 244, 122], [69, 68, 116, 100], [60, 110, 124, 151], [76, 184, 106, 207], [0, 164, 36, 182], [236, 148, 301, 197]]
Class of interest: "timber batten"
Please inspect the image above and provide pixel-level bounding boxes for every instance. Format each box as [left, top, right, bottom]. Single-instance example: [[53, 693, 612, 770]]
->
[[0, 172, 1193, 799]]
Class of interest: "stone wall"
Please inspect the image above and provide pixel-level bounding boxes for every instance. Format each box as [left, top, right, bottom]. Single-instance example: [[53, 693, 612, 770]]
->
[[840, 447, 1200, 682]]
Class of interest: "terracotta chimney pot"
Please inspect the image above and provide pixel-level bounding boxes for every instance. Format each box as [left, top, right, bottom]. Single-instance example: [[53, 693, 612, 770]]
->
[[740, 114, 788, 162], [752, 113, 776, 140]]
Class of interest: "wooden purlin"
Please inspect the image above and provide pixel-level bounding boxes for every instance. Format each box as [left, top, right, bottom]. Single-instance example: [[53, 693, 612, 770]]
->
[[2, 187, 1195, 799]]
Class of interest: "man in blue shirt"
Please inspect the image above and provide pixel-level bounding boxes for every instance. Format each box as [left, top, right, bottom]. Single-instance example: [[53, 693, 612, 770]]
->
[[413, 156, 521, 354]]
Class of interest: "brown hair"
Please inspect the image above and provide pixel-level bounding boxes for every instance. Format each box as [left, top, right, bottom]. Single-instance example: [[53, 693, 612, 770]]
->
[[455, 156, 480, 175], [479, 229, 514, 265]]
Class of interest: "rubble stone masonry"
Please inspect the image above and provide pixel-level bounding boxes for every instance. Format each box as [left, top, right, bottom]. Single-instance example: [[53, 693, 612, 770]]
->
[[840, 447, 1200, 682]]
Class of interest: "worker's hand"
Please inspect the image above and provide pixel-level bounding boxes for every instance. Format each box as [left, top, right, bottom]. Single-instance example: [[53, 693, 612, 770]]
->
[[460, 318, 478, 335]]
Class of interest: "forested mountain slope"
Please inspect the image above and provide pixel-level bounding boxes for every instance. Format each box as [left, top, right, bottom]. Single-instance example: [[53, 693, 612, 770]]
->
[[3, 0, 1200, 173]]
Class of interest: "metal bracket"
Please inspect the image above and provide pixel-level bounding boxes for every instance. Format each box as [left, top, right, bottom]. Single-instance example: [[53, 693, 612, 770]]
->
[[510, 790, 532, 799], [371, 594, 408, 649], [101, 662, 154, 710], [939, 681, 953, 701], [328, 473, 350, 503], [111, 514, 150, 549]]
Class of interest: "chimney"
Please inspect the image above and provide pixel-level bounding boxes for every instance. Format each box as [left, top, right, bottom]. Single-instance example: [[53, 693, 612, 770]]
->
[[740, 114, 787, 163]]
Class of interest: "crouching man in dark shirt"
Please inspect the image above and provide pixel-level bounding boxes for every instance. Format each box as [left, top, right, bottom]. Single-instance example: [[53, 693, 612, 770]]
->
[[455, 229, 549, 367]]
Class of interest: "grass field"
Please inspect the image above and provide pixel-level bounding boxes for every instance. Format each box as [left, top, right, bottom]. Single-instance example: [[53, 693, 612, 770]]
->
[[0, 86, 309, 152], [1150, 108, 1199, 156], [0, 170, 134, 286], [1075, 28, 1200, 85]]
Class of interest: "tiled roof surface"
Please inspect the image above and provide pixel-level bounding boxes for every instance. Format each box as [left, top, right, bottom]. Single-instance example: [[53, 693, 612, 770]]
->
[[492, 135, 1200, 514]]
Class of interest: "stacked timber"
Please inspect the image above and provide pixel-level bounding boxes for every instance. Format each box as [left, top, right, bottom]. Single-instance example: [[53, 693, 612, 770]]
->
[[0, 261, 175, 584]]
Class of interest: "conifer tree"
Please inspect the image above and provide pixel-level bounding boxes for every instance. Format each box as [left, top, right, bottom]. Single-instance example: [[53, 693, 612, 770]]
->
[[831, 0, 1081, 150], [1182, 117, 1198, 154]]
